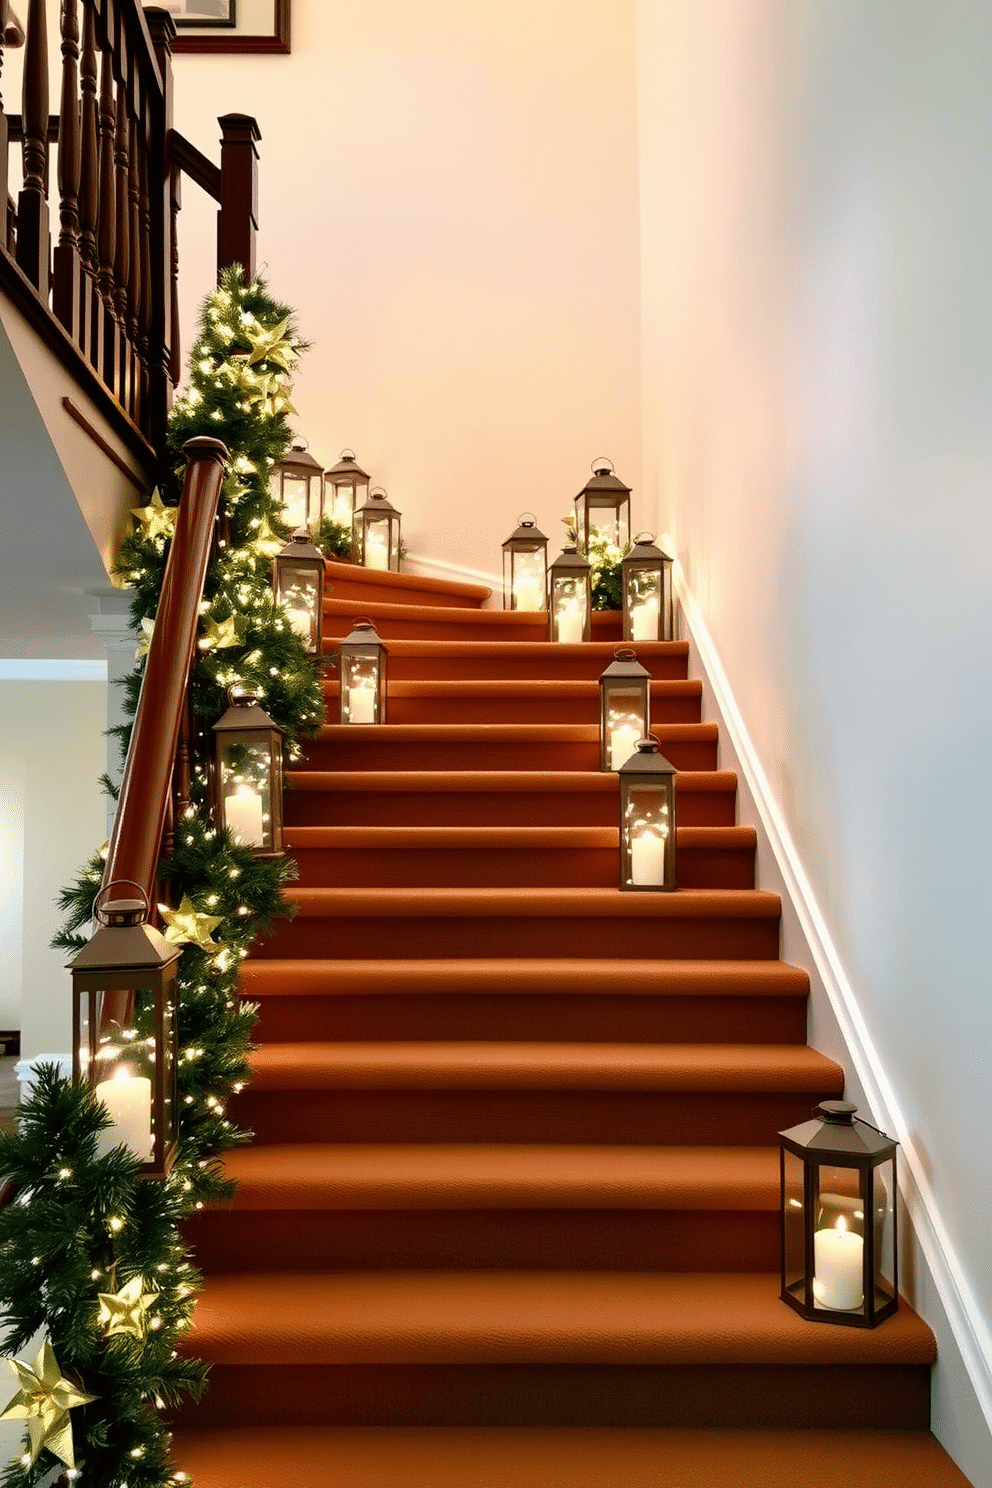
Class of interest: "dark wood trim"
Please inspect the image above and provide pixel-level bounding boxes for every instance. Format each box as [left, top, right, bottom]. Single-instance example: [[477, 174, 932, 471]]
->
[[171, 0, 289, 54], [0, 248, 156, 469], [170, 128, 221, 202], [62, 395, 147, 491], [0, 1031, 20, 1056]]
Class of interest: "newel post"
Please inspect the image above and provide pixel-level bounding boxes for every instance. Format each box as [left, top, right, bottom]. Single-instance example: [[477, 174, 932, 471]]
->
[[17, 0, 51, 292], [217, 112, 260, 284]]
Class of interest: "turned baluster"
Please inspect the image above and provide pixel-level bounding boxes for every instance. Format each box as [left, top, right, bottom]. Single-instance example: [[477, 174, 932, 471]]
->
[[17, 0, 51, 292], [78, 0, 99, 366], [143, 5, 175, 448], [96, 44, 117, 395], [53, 0, 83, 343], [127, 110, 144, 423], [0, 0, 9, 252], [112, 71, 131, 412], [137, 99, 153, 431]]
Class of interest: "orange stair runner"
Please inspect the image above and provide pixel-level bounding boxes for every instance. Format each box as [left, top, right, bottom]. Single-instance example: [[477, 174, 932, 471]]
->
[[174, 565, 972, 1486]]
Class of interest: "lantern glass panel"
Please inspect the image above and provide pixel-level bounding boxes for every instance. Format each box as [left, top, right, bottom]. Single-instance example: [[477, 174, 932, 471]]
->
[[364, 515, 393, 571], [604, 685, 647, 771], [275, 558, 321, 648], [874, 1161, 897, 1307], [626, 565, 672, 642], [218, 733, 276, 850], [623, 782, 672, 888], [280, 474, 309, 531], [581, 494, 630, 550], [551, 575, 588, 644], [811, 1162, 866, 1314], [342, 653, 383, 724], [782, 1148, 806, 1299], [505, 547, 546, 611]]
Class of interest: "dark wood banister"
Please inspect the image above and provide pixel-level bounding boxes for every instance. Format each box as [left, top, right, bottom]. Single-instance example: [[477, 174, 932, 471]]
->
[[101, 435, 228, 909]]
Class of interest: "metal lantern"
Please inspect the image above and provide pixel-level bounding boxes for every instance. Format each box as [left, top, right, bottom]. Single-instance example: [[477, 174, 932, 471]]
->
[[549, 544, 592, 643], [622, 533, 674, 643], [502, 513, 548, 611], [212, 692, 284, 855], [599, 648, 651, 772], [354, 487, 402, 572], [780, 1100, 898, 1329], [575, 458, 632, 554], [69, 884, 180, 1179], [273, 531, 325, 655], [337, 618, 389, 724], [323, 449, 370, 529], [270, 438, 323, 531], [618, 737, 677, 890]]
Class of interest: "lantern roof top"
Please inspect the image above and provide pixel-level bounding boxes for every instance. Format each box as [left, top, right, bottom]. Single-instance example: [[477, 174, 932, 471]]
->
[[212, 692, 282, 736], [277, 439, 323, 475], [503, 514, 548, 548], [780, 1101, 898, 1158], [623, 533, 672, 564], [327, 450, 370, 482], [618, 736, 676, 778], [276, 532, 325, 564], [600, 647, 651, 683], [356, 489, 400, 517], [550, 543, 591, 575], [339, 618, 389, 651], [578, 460, 631, 499], [68, 911, 180, 974]]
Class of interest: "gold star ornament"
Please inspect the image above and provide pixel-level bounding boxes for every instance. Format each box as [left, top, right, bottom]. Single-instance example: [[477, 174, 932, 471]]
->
[[244, 314, 300, 373], [0, 1338, 97, 1468], [97, 1275, 159, 1340], [160, 896, 224, 951], [199, 613, 243, 651], [130, 489, 178, 543], [249, 516, 284, 559]]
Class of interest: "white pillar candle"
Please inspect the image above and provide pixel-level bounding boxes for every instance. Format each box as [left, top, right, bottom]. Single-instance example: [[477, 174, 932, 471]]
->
[[364, 528, 389, 570], [556, 602, 583, 644], [630, 827, 667, 885], [813, 1216, 864, 1310], [631, 597, 660, 641], [513, 575, 543, 611], [348, 679, 376, 723], [95, 1067, 153, 1161], [285, 606, 312, 641], [225, 786, 265, 846], [610, 722, 641, 771], [281, 479, 307, 531]]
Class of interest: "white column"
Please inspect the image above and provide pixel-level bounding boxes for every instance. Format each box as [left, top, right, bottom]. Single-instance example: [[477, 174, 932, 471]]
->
[[87, 589, 137, 837]]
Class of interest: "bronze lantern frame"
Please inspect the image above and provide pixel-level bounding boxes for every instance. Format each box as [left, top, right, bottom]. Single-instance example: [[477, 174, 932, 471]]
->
[[336, 618, 389, 725], [780, 1100, 899, 1329], [548, 544, 592, 643], [617, 737, 677, 891], [270, 438, 323, 531], [622, 533, 674, 643], [502, 513, 549, 612], [212, 692, 285, 856], [323, 449, 370, 530], [69, 884, 180, 1179], [354, 487, 402, 572], [598, 648, 651, 772], [273, 531, 326, 656], [574, 458, 632, 554]]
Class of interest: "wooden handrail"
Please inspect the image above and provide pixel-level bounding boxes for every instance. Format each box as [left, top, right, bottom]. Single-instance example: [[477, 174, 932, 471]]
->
[[101, 436, 228, 910]]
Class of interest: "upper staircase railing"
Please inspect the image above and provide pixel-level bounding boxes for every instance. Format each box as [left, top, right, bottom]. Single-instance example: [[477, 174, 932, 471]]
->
[[0, 0, 260, 457]]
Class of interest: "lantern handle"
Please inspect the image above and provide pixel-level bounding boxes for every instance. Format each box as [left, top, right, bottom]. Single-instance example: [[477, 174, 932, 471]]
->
[[92, 880, 149, 925], [590, 456, 615, 475], [349, 616, 376, 629], [339, 448, 356, 461], [226, 685, 260, 706], [369, 485, 388, 499], [517, 511, 538, 526], [613, 645, 638, 662], [289, 435, 310, 452], [633, 531, 656, 545]]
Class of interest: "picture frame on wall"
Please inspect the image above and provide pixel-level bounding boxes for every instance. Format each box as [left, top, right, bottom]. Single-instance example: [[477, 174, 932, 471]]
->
[[143, 0, 291, 54]]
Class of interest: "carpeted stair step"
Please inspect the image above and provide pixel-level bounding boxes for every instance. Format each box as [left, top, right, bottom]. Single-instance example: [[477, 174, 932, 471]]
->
[[186, 1143, 782, 1274], [321, 676, 703, 726], [241, 957, 810, 1044], [170, 1426, 975, 1488], [233, 1041, 842, 1145], [176, 1271, 934, 1430], [323, 560, 491, 610], [285, 824, 756, 890], [285, 767, 736, 826], [254, 885, 783, 960], [295, 723, 716, 774], [368, 638, 690, 682], [323, 597, 624, 642]]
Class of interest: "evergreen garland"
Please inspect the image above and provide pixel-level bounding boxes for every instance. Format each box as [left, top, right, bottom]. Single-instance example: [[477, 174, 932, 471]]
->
[[0, 267, 323, 1488], [562, 516, 628, 610]]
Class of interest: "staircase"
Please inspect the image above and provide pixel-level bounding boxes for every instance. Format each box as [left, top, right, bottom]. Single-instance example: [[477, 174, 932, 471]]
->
[[174, 562, 972, 1487]]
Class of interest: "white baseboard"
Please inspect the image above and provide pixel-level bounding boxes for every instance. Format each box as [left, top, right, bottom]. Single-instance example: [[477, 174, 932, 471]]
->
[[669, 544, 992, 1481]]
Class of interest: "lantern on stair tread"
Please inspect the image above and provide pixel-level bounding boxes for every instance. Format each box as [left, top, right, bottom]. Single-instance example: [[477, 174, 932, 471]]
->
[[622, 533, 674, 643], [549, 544, 592, 643], [599, 648, 651, 771], [212, 691, 284, 856], [575, 458, 631, 554], [270, 438, 323, 531], [272, 531, 325, 655], [502, 514, 548, 611], [69, 884, 180, 1179], [779, 1101, 898, 1328], [323, 449, 369, 529], [618, 737, 677, 890], [354, 487, 402, 572], [337, 619, 388, 724]]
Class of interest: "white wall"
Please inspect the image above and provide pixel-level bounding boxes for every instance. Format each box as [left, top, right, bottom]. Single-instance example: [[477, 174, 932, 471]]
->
[[637, 0, 992, 1476], [0, 682, 107, 1052], [168, 0, 642, 580]]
